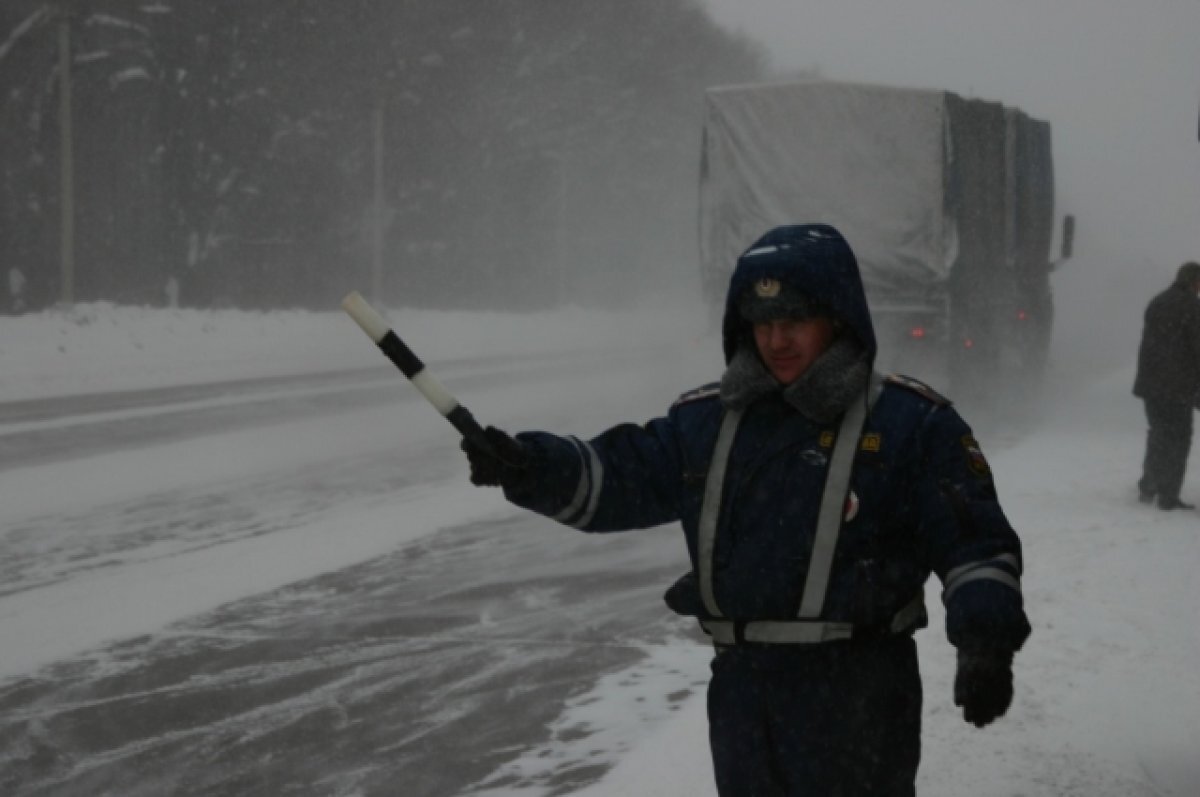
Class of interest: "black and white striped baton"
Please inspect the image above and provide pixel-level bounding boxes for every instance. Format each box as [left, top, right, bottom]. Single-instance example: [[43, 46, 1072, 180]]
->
[[341, 291, 498, 457]]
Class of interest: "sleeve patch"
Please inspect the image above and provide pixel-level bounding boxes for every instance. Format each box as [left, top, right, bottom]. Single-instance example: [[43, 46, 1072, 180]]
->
[[962, 435, 992, 477]]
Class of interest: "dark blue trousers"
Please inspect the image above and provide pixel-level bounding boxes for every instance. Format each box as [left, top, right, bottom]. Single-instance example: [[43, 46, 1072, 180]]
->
[[707, 636, 922, 796], [1140, 398, 1193, 503]]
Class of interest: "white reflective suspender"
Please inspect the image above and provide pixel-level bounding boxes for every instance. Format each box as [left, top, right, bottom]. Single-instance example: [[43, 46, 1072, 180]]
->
[[796, 373, 881, 618], [698, 408, 743, 618]]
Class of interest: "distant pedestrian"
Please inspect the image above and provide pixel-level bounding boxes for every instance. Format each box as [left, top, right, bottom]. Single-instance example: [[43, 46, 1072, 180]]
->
[[1133, 261, 1200, 509], [7, 267, 26, 314]]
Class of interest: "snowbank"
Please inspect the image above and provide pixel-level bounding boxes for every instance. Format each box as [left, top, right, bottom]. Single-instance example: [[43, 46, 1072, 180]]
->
[[0, 300, 707, 404]]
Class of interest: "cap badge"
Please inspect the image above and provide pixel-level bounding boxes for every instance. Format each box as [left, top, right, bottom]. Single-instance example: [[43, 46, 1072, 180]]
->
[[754, 278, 781, 298]]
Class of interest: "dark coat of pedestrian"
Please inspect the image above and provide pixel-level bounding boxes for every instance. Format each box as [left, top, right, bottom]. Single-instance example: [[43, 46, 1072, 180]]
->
[[462, 224, 1031, 796], [1133, 261, 1200, 509]]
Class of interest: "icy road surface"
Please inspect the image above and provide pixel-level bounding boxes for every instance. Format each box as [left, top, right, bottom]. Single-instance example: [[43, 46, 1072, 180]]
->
[[0, 344, 715, 795], [3, 334, 1199, 797]]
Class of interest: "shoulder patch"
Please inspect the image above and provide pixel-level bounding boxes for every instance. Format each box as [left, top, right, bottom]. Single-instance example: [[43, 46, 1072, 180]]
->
[[884, 373, 952, 405], [961, 434, 992, 477], [672, 382, 721, 408]]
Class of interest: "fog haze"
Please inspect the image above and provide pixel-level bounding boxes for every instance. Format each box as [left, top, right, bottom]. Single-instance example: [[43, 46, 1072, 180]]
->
[[6, 1, 1192, 385], [4, 5, 1200, 789], [2, 303, 1197, 795]]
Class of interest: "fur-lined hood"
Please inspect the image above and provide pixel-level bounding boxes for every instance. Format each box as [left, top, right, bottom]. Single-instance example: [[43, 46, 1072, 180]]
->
[[720, 224, 877, 367]]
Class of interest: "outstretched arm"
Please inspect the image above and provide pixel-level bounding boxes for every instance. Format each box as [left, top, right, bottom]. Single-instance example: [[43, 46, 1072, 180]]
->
[[465, 417, 687, 533]]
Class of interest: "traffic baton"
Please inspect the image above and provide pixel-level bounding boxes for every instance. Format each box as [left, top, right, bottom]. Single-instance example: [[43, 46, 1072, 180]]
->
[[341, 290, 496, 455]]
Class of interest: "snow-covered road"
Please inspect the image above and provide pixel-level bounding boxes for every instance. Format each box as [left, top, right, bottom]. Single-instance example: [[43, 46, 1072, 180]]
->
[[0, 331, 717, 795], [1, 304, 1198, 796]]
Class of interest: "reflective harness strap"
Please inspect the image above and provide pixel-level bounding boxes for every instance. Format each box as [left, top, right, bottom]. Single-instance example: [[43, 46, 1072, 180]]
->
[[699, 590, 925, 645], [700, 619, 854, 645], [698, 408, 744, 618], [796, 372, 883, 619], [695, 373, 893, 645]]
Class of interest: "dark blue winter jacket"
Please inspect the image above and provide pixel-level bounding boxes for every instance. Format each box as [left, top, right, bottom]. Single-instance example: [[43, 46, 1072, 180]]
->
[[504, 225, 1030, 652]]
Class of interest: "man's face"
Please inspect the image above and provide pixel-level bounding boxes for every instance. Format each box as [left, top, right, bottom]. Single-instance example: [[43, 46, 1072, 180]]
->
[[753, 316, 836, 384]]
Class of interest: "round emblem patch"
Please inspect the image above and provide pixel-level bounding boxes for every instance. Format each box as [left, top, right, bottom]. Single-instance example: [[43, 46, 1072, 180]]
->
[[844, 489, 860, 521], [754, 278, 781, 298]]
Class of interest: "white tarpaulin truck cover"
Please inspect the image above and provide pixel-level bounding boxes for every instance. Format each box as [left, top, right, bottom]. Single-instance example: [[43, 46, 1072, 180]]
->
[[701, 81, 967, 300]]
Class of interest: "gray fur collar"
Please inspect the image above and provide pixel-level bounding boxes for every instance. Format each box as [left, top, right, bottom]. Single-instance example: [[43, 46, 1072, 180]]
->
[[718, 345, 778, 410], [719, 336, 870, 424]]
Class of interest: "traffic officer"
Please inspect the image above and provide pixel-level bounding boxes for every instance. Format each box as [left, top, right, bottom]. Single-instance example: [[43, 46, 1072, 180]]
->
[[462, 224, 1031, 796]]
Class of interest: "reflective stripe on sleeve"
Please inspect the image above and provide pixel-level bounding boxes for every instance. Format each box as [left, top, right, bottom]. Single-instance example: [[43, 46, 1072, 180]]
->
[[552, 437, 601, 527], [945, 553, 1019, 585], [943, 554, 1022, 603], [573, 440, 605, 528]]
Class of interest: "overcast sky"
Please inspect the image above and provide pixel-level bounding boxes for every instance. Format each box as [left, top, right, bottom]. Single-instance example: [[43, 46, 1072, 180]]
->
[[698, 0, 1200, 370]]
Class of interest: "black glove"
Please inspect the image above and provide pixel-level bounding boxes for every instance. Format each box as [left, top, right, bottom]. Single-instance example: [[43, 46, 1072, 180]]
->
[[954, 647, 1014, 728], [663, 571, 706, 617], [460, 426, 532, 488]]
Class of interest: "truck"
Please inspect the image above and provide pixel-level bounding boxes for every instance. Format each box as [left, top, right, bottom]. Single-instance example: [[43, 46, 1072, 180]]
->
[[699, 80, 1074, 401]]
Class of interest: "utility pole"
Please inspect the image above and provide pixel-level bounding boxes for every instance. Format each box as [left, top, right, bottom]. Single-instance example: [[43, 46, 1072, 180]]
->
[[544, 150, 568, 305], [557, 156, 567, 304], [57, 6, 75, 305], [371, 103, 385, 305]]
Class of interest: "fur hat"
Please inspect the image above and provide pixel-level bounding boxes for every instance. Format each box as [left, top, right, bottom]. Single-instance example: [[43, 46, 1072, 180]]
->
[[721, 224, 876, 365], [736, 277, 827, 324]]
